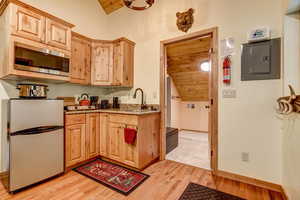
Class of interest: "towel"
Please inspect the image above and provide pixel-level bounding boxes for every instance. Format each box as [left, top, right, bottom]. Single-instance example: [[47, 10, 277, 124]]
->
[[124, 128, 137, 145]]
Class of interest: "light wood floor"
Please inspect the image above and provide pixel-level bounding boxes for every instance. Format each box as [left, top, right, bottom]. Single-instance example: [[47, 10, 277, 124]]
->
[[0, 160, 284, 200]]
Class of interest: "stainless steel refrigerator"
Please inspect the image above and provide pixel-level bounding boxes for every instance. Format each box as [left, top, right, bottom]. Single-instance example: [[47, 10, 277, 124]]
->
[[3, 99, 64, 192]]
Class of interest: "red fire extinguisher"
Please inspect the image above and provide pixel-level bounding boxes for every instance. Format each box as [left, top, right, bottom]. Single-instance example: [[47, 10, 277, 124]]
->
[[223, 56, 231, 84]]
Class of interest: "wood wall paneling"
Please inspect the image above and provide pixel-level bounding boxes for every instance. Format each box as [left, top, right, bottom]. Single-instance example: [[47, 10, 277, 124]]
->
[[97, 0, 124, 15], [166, 36, 211, 102]]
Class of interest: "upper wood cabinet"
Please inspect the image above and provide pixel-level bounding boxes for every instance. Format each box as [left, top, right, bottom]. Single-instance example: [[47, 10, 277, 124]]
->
[[91, 38, 135, 87], [91, 43, 114, 86], [11, 5, 46, 43], [46, 18, 71, 51], [70, 32, 91, 85], [7, 2, 74, 51], [113, 39, 135, 87]]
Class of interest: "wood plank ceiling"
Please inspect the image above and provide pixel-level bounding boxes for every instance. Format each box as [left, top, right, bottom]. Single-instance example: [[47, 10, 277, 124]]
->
[[98, 0, 124, 14], [166, 36, 212, 102]]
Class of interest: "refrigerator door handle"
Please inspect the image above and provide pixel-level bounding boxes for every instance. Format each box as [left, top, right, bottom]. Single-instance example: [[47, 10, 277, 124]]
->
[[10, 126, 64, 136]]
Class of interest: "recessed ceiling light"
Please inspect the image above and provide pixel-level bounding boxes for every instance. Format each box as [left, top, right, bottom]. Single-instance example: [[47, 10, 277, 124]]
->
[[200, 62, 210, 72]]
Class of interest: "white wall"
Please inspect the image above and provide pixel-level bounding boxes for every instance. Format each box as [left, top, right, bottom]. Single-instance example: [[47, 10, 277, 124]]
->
[[0, 0, 286, 185], [281, 13, 300, 200], [107, 0, 283, 183], [179, 102, 209, 132]]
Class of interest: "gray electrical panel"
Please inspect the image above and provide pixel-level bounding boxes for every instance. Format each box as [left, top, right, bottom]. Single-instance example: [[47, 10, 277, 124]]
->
[[241, 38, 281, 81]]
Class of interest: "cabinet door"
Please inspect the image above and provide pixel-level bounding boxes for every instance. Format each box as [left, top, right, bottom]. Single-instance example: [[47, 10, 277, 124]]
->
[[108, 122, 123, 162], [46, 18, 71, 51], [122, 125, 138, 167], [86, 113, 100, 159], [99, 113, 109, 157], [70, 35, 91, 84], [112, 42, 123, 86], [11, 5, 46, 43], [91, 43, 113, 85], [65, 124, 86, 167], [113, 41, 134, 87]]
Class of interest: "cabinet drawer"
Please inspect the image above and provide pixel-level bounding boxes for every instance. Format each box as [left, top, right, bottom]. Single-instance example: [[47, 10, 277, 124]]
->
[[65, 114, 86, 125], [109, 114, 138, 126]]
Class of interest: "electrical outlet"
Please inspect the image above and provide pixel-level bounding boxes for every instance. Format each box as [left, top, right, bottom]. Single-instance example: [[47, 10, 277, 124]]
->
[[241, 152, 249, 162]]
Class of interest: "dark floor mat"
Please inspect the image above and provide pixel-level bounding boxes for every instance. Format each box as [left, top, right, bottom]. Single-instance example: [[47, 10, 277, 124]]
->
[[179, 183, 246, 200]]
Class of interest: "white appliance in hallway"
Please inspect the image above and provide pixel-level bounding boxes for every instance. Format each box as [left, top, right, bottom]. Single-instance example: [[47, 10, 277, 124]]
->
[[3, 99, 64, 192]]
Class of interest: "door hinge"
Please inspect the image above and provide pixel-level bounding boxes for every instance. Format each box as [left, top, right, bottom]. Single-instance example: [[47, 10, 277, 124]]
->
[[211, 150, 213, 157], [211, 99, 213, 105]]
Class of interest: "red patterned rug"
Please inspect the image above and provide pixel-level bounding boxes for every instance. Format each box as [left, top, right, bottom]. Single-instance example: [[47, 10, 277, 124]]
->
[[73, 159, 149, 195]]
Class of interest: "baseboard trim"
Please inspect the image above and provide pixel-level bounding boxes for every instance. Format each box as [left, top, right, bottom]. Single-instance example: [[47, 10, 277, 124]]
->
[[180, 129, 209, 133], [216, 170, 282, 193], [0, 171, 8, 179]]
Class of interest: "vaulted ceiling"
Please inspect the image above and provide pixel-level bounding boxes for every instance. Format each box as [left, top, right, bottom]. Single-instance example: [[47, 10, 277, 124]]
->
[[98, 0, 124, 14], [166, 36, 212, 102]]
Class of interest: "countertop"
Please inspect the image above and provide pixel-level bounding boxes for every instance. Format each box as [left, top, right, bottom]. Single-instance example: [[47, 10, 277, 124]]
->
[[65, 108, 160, 115]]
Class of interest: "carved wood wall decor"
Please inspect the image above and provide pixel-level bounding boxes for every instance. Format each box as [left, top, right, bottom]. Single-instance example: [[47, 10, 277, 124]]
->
[[176, 8, 194, 33], [123, 0, 154, 11], [277, 85, 300, 114]]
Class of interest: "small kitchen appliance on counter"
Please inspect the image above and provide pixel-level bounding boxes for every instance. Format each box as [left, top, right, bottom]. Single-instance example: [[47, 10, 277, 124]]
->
[[16, 83, 48, 99], [1, 99, 64, 192], [90, 96, 99, 106], [112, 97, 120, 109], [100, 99, 110, 109]]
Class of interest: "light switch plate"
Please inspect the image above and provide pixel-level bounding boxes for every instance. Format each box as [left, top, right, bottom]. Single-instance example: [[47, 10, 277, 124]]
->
[[222, 89, 237, 98]]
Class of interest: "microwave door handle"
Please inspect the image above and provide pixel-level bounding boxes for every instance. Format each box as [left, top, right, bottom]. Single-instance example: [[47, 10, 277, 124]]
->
[[10, 126, 64, 136]]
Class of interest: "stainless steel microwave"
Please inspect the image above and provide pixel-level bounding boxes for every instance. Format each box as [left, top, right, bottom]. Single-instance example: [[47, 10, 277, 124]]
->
[[14, 44, 70, 77]]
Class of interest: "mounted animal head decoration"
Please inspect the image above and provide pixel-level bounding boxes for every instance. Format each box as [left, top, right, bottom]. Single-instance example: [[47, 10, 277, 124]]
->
[[176, 8, 194, 32], [277, 85, 300, 114]]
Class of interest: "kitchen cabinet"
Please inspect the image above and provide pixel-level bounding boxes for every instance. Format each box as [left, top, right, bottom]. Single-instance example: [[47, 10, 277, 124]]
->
[[91, 43, 114, 86], [46, 18, 71, 51], [0, 1, 74, 82], [65, 121, 86, 168], [70, 32, 91, 84], [91, 39, 135, 87], [112, 39, 135, 87], [9, 3, 73, 50], [11, 5, 46, 43], [65, 112, 160, 169], [99, 113, 109, 156], [85, 113, 100, 159], [108, 122, 124, 162], [65, 113, 101, 167], [100, 113, 159, 169]]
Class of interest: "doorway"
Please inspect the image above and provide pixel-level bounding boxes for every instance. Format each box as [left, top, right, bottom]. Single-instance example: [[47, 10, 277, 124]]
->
[[160, 27, 218, 172]]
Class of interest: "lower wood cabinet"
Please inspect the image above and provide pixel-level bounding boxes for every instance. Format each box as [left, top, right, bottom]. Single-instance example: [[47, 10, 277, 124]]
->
[[65, 112, 160, 169], [85, 113, 100, 159], [99, 113, 109, 157], [108, 122, 124, 162], [101, 113, 160, 169], [65, 113, 100, 168], [65, 123, 86, 167]]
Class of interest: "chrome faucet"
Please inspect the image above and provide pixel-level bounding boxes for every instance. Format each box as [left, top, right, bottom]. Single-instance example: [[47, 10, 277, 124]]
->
[[133, 88, 147, 110]]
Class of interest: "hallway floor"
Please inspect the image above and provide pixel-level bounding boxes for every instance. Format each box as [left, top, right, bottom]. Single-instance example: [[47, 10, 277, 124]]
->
[[166, 130, 210, 170]]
